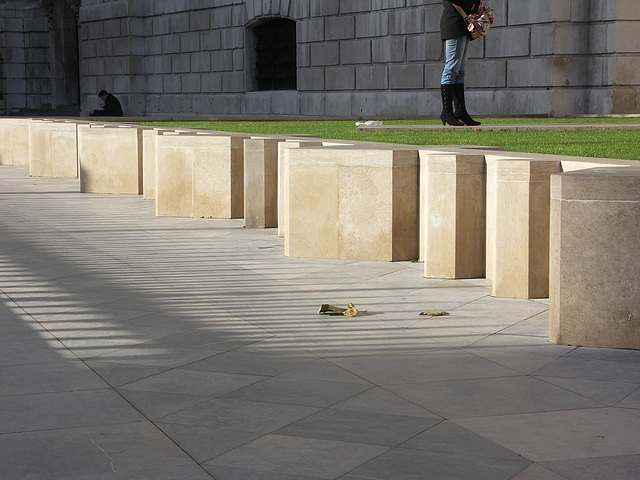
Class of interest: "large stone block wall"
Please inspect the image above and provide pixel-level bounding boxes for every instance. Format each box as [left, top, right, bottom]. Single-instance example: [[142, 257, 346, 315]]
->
[[2, 0, 639, 116], [0, 1, 51, 114]]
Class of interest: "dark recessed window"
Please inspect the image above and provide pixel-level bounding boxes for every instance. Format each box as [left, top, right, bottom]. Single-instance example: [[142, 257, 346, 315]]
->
[[253, 18, 297, 91]]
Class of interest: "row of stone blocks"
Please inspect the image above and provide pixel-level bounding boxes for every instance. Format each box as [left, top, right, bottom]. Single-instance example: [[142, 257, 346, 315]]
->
[[2, 117, 638, 350]]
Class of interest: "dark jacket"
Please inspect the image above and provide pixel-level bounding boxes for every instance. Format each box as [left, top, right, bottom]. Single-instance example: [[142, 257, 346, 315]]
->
[[440, 0, 479, 41], [103, 94, 123, 116]]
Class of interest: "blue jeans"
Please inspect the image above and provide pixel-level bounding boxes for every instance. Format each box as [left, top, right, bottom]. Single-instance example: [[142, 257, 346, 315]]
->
[[441, 36, 471, 85]]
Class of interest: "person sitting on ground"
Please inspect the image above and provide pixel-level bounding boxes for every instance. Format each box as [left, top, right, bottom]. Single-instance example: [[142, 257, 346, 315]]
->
[[91, 90, 123, 117]]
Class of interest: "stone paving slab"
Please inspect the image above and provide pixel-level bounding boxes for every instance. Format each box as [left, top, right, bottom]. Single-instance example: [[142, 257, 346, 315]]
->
[[1, 165, 640, 479]]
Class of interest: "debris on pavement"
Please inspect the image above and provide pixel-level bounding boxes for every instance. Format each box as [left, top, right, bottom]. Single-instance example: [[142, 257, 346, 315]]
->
[[419, 311, 449, 316], [317, 302, 366, 317]]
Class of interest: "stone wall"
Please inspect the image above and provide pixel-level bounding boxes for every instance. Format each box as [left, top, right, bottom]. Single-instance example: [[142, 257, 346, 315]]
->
[[2, 0, 639, 116], [0, 0, 51, 113]]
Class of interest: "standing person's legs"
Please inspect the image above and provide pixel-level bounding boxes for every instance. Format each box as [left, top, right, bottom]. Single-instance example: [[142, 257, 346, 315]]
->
[[441, 37, 468, 85], [440, 37, 467, 126], [448, 37, 481, 125], [453, 36, 471, 84]]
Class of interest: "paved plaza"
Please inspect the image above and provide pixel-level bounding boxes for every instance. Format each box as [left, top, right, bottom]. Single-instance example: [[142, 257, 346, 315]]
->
[[1, 164, 639, 479]]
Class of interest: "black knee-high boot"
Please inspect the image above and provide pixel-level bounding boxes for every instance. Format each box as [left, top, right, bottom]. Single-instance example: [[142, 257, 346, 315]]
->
[[452, 83, 481, 126], [440, 84, 463, 126]]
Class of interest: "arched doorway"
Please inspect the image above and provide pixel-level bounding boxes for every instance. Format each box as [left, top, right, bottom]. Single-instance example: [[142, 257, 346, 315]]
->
[[248, 18, 297, 91]]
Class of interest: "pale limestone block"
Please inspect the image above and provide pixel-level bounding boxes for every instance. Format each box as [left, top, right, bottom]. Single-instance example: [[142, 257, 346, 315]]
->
[[617, 2, 640, 19], [614, 21, 640, 53], [28, 120, 79, 178], [285, 149, 340, 259], [492, 159, 562, 299], [418, 148, 459, 263], [486, 153, 635, 282], [614, 55, 640, 84], [484, 152, 532, 282], [0, 118, 30, 166], [142, 127, 196, 200], [423, 154, 485, 279], [278, 140, 324, 239], [142, 128, 163, 200], [155, 133, 247, 218], [244, 138, 279, 228], [553, 23, 590, 55], [78, 124, 145, 195], [285, 145, 419, 262], [549, 167, 640, 350]]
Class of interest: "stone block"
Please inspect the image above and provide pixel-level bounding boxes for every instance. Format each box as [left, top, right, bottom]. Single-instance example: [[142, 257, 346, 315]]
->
[[491, 158, 562, 299], [549, 167, 640, 350], [298, 18, 324, 42], [155, 132, 248, 218], [142, 127, 200, 200], [372, 36, 405, 63], [310, 42, 340, 66], [78, 123, 147, 195], [422, 153, 485, 279], [278, 140, 324, 238], [310, 0, 339, 16], [285, 145, 419, 261], [28, 119, 80, 178], [466, 59, 507, 88], [326, 92, 355, 116], [341, 0, 371, 14], [614, 21, 640, 53], [553, 23, 590, 55], [340, 39, 372, 64], [614, 55, 640, 84], [325, 16, 355, 41], [509, 0, 554, 24], [326, 66, 356, 90], [531, 25, 555, 56], [486, 27, 531, 58], [352, 92, 379, 117], [355, 65, 388, 90], [356, 11, 389, 38], [553, 57, 590, 87], [244, 137, 279, 228], [507, 57, 554, 87], [374, 91, 421, 116], [271, 92, 301, 115], [300, 93, 326, 116], [0, 118, 30, 166], [389, 8, 425, 35], [617, 2, 640, 20], [389, 64, 424, 89]]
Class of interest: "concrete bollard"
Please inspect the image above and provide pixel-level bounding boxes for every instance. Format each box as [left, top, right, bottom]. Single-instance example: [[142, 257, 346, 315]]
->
[[78, 123, 147, 194], [28, 119, 81, 178], [244, 137, 281, 228], [422, 153, 485, 279], [155, 132, 248, 218], [0, 118, 30, 166], [549, 167, 640, 350], [491, 158, 562, 299], [278, 140, 324, 238], [285, 144, 419, 261]]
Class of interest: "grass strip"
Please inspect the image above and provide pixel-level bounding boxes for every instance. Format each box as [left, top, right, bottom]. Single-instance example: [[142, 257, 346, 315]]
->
[[141, 119, 640, 161]]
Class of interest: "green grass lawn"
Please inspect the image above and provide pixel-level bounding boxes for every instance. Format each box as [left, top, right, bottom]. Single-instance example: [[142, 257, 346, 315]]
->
[[141, 118, 640, 161]]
